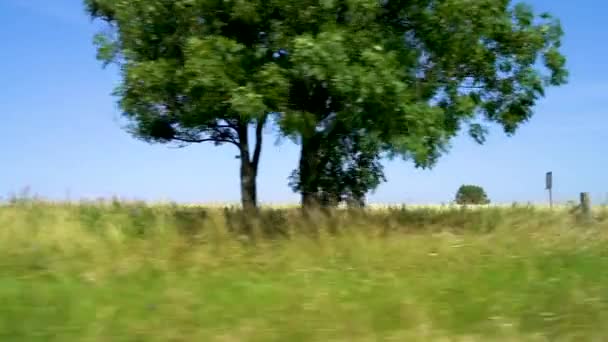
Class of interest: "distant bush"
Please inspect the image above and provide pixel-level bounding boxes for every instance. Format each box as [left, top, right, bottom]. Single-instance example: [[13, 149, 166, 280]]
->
[[455, 185, 490, 205]]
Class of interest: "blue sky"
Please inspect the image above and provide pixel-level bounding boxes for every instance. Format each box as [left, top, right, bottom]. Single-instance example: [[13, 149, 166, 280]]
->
[[0, 0, 606, 204]]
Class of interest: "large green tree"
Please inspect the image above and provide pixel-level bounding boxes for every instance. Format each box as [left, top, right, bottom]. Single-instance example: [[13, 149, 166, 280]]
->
[[273, 0, 567, 207], [85, 0, 288, 210], [86, 0, 567, 209]]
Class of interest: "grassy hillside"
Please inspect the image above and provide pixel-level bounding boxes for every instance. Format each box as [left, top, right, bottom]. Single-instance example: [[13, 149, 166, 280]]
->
[[1, 201, 608, 341]]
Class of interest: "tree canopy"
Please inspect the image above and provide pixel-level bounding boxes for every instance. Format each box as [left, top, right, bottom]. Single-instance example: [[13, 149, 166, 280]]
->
[[455, 185, 491, 205]]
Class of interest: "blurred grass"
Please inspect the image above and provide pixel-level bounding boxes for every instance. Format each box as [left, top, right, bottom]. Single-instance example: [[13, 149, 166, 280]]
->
[[1, 200, 608, 341]]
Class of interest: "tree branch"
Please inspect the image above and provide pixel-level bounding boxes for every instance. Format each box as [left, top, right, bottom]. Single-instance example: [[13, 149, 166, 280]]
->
[[214, 124, 238, 131], [172, 136, 240, 149], [252, 115, 267, 169], [210, 126, 238, 142], [458, 85, 485, 90]]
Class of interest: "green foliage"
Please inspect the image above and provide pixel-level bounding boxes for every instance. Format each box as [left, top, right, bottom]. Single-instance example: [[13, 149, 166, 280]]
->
[[455, 185, 491, 205], [275, 0, 568, 160], [85, 0, 286, 145]]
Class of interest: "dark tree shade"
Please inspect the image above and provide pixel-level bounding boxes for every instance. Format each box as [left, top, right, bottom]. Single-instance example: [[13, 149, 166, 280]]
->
[[289, 125, 386, 208]]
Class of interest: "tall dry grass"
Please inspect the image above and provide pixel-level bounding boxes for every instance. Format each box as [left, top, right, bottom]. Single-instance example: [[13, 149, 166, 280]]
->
[[1, 200, 608, 341]]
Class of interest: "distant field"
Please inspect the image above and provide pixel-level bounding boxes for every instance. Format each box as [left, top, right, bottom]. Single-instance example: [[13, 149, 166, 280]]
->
[[180, 201, 604, 213], [1, 201, 608, 341]]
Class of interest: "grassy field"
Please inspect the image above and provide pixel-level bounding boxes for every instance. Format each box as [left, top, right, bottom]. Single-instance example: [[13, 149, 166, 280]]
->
[[1, 201, 608, 341]]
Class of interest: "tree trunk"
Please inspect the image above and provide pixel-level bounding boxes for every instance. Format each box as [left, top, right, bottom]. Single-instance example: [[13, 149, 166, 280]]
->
[[298, 116, 344, 209], [299, 136, 322, 209], [237, 117, 265, 211], [240, 158, 257, 211]]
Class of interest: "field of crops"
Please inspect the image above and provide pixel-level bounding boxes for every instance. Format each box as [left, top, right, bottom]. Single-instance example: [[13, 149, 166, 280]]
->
[[1, 201, 608, 341]]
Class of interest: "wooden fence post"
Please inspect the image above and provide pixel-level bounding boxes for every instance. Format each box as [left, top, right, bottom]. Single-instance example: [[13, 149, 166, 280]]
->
[[580, 192, 592, 222]]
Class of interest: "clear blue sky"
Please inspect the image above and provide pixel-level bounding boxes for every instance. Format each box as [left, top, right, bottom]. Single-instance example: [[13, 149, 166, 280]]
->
[[1, 0, 606, 204]]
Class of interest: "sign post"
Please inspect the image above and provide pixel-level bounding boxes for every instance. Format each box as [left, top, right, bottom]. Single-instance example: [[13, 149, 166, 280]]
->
[[546, 172, 553, 209]]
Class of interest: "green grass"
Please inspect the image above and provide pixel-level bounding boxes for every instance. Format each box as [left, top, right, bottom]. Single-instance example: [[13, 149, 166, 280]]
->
[[1, 201, 608, 341]]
